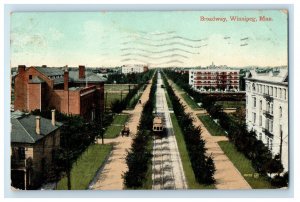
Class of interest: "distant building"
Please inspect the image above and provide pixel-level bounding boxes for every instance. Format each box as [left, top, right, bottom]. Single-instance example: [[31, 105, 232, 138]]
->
[[189, 68, 240, 92], [14, 65, 106, 121], [121, 64, 148, 74], [245, 68, 288, 171], [11, 110, 62, 190]]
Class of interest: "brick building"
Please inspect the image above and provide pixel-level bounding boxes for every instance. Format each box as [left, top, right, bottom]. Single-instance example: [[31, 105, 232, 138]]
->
[[11, 110, 62, 190], [14, 65, 106, 121], [189, 68, 240, 92]]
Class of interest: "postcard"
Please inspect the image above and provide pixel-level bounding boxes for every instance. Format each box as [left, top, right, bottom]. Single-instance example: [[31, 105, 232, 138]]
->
[[10, 10, 288, 190]]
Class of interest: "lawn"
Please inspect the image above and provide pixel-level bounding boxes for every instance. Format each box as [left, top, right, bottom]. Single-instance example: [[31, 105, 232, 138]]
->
[[56, 144, 112, 190], [105, 84, 137, 92], [216, 101, 246, 109], [181, 93, 200, 110], [104, 92, 128, 109], [164, 88, 173, 109], [104, 114, 130, 138], [170, 114, 215, 189], [218, 141, 274, 189], [198, 115, 226, 136]]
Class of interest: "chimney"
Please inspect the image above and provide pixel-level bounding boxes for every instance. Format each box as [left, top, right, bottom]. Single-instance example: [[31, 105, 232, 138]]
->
[[51, 109, 56, 126], [18, 65, 26, 75], [64, 70, 69, 91], [79, 65, 85, 79], [36, 116, 41, 135]]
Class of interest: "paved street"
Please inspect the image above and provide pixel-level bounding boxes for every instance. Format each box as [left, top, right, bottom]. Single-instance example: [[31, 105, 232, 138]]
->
[[152, 72, 187, 190]]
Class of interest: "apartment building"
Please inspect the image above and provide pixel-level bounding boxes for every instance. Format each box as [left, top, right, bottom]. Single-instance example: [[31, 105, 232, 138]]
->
[[245, 68, 288, 171], [189, 68, 240, 92]]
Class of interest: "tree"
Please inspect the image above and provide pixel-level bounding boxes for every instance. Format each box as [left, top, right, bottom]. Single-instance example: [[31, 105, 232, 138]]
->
[[264, 154, 284, 177]]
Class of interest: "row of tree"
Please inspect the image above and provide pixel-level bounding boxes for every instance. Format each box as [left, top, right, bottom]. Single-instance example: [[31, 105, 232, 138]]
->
[[106, 70, 154, 84], [123, 72, 157, 188], [110, 70, 155, 113], [164, 70, 288, 188], [161, 72, 216, 185]]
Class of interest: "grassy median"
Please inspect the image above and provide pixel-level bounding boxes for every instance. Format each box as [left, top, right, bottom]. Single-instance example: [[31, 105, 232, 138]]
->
[[104, 114, 130, 138], [170, 113, 215, 189], [198, 115, 226, 136], [56, 144, 112, 190], [218, 141, 274, 189]]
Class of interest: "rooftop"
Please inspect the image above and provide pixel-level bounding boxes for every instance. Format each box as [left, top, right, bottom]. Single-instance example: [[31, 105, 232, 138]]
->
[[245, 68, 288, 83], [11, 111, 63, 144]]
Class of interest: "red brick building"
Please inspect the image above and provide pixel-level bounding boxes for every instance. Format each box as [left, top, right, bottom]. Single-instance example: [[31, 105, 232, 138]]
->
[[14, 65, 106, 121], [189, 69, 240, 92]]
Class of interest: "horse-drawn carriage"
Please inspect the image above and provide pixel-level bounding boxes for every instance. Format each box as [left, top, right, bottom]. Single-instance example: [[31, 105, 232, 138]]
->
[[121, 124, 130, 137]]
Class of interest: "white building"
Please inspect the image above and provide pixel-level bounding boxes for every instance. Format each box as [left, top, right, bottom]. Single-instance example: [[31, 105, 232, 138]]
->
[[121, 64, 148, 74], [245, 68, 288, 172]]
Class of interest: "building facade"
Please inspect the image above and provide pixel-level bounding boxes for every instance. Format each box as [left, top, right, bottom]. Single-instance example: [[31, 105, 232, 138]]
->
[[245, 68, 288, 171], [11, 110, 62, 190], [14, 65, 106, 121], [121, 64, 148, 74], [189, 68, 240, 92]]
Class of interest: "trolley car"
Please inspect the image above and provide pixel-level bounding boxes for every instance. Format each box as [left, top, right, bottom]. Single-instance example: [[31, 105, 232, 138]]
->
[[152, 114, 166, 136]]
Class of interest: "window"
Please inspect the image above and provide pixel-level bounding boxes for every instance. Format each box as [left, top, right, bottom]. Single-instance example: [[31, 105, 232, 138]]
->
[[269, 119, 273, 133], [252, 112, 256, 124], [269, 138, 273, 151], [252, 83, 256, 91], [29, 75, 32, 80], [270, 87, 273, 96], [279, 106, 282, 118], [253, 97, 256, 108], [270, 103, 273, 114], [18, 147, 25, 160], [284, 89, 287, 100], [275, 87, 277, 97], [259, 100, 262, 111], [265, 118, 269, 130], [279, 88, 282, 98], [266, 102, 270, 112], [259, 115, 262, 126]]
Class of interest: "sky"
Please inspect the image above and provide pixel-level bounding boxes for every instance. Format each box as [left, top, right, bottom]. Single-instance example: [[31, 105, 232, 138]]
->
[[10, 10, 288, 68]]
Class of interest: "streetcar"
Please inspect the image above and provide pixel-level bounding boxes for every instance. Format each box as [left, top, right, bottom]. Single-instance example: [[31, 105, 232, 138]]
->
[[152, 114, 166, 136]]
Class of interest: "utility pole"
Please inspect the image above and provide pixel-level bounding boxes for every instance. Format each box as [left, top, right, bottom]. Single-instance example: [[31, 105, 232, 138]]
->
[[105, 91, 108, 112]]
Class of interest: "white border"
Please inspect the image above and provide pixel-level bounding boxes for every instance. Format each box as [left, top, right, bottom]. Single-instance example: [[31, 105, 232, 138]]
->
[[1, 1, 298, 200]]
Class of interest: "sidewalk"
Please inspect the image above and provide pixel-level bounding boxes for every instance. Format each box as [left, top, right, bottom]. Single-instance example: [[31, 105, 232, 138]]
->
[[90, 80, 153, 190], [168, 79, 251, 190]]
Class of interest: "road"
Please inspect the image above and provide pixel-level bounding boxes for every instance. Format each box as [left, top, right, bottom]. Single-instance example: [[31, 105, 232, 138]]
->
[[90, 79, 153, 190], [152, 72, 187, 190]]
